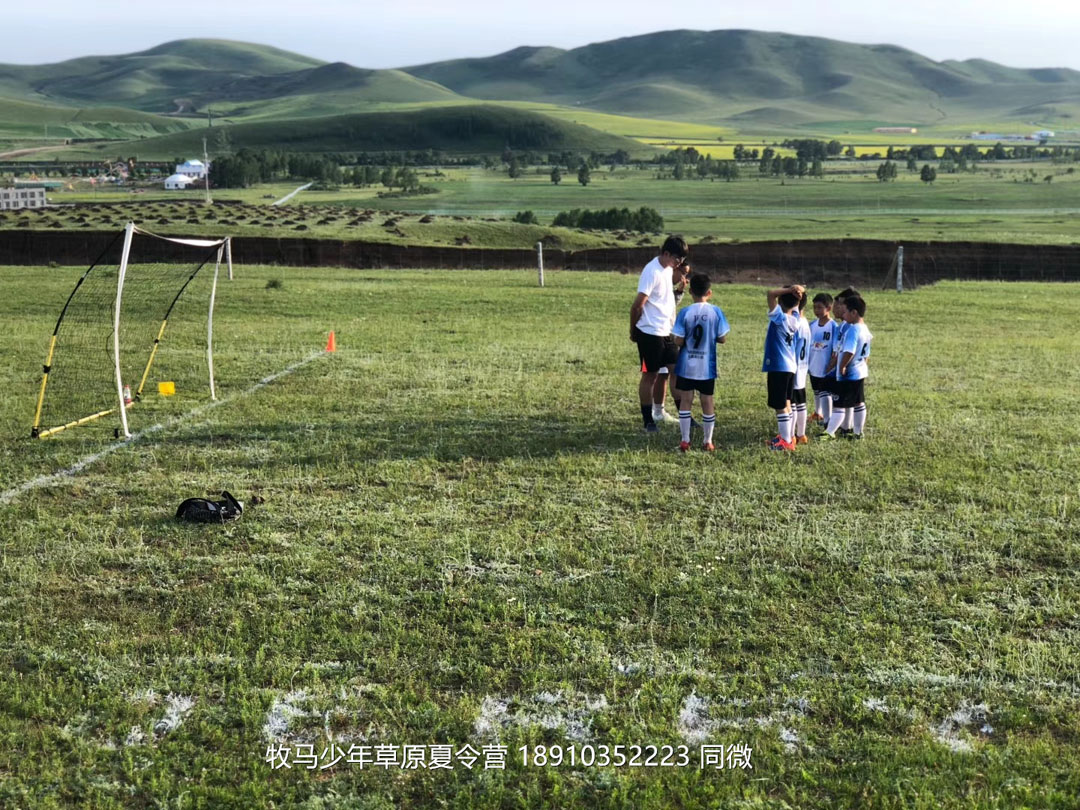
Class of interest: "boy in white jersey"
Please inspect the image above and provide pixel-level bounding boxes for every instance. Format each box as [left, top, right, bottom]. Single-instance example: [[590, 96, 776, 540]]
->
[[672, 273, 730, 452], [791, 292, 813, 445], [807, 293, 835, 426], [822, 294, 872, 440], [648, 261, 692, 422], [825, 288, 859, 436]]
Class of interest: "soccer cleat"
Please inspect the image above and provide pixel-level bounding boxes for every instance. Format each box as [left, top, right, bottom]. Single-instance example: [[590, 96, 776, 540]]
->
[[839, 428, 854, 437], [679, 441, 691, 453], [846, 432, 863, 440], [768, 436, 794, 451], [818, 432, 837, 441], [644, 422, 660, 434], [702, 442, 715, 452], [653, 409, 672, 422], [809, 413, 823, 423], [767, 434, 783, 445], [795, 435, 809, 445]]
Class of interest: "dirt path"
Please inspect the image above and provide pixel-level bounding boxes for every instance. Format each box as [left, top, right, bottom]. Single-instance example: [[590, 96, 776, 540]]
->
[[0, 144, 70, 160]]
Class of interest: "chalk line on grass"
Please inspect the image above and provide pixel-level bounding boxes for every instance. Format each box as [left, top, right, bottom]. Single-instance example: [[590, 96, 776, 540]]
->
[[1, 351, 328, 506]]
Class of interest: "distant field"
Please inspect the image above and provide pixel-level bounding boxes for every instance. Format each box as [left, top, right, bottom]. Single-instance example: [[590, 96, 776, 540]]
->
[[7, 161, 1080, 246], [2, 268, 1079, 808]]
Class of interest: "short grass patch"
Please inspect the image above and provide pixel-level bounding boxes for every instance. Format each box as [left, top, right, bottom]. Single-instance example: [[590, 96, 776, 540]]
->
[[1, 268, 1079, 808]]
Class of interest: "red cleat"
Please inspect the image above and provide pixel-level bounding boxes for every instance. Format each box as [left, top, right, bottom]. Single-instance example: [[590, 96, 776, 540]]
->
[[679, 441, 691, 453]]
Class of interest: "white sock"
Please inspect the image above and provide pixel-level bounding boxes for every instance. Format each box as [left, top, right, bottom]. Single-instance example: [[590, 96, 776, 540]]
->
[[821, 393, 833, 422], [703, 413, 715, 445], [853, 403, 866, 435], [794, 402, 807, 437], [843, 407, 854, 430], [652, 404, 665, 420], [679, 410, 692, 444], [776, 412, 792, 442], [826, 409, 845, 435]]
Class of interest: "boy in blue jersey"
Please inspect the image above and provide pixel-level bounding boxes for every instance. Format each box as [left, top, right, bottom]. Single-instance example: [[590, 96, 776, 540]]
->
[[762, 283, 805, 451], [807, 293, 835, 426], [822, 294, 873, 440], [672, 273, 730, 452], [792, 292, 813, 445]]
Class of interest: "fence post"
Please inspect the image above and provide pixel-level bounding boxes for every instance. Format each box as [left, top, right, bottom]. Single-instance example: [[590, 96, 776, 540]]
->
[[896, 245, 904, 293], [537, 241, 544, 287]]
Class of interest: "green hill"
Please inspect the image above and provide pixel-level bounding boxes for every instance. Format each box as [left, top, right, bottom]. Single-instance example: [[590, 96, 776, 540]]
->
[[0, 39, 326, 111], [74, 105, 647, 159], [3, 32, 1080, 137], [404, 29, 1080, 127], [0, 97, 203, 140]]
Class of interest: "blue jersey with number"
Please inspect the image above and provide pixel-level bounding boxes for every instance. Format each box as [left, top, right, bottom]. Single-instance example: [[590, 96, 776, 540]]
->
[[838, 321, 873, 380], [832, 320, 850, 380], [762, 305, 798, 373], [672, 303, 730, 380], [794, 316, 812, 389]]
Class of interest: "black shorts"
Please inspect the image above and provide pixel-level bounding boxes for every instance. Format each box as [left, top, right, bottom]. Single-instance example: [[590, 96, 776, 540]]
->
[[791, 386, 807, 405], [637, 332, 679, 373], [676, 376, 715, 396], [835, 378, 865, 408], [766, 372, 795, 410], [810, 375, 832, 395]]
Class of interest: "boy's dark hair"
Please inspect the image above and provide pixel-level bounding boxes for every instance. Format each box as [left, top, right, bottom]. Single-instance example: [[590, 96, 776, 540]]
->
[[689, 272, 711, 297], [837, 287, 860, 300], [661, 235, 689, 260], [779, 291, 799, 310], [846, 295, 867, 317], [796, 291, 808, 311], [813, 292, 833, 307]]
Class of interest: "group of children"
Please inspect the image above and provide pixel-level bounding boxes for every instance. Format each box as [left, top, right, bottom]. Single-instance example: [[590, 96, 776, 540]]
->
[[661, 274, 872, 452], [763, 284, 872, 451]]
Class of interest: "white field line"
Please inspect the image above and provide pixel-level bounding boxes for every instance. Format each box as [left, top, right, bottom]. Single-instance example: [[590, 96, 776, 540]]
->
[[272, 182, 314, 206], [1, 351, 328, 506]]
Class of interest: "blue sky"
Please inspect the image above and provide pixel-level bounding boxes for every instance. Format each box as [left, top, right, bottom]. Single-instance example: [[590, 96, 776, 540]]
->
[[5, 0, 1079, 69]]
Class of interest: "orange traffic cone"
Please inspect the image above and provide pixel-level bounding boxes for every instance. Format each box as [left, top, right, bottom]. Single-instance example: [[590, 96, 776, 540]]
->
[[326, 331, 336, 352]]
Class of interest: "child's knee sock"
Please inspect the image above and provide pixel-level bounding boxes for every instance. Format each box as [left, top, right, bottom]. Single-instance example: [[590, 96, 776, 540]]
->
[[703, 413, 715, 444], [843, 407, 854, 430], [826, 408, 846, 435], [794, 402, 807, 437], [679, 410, 692, 444], [853, 403, 866, 435]]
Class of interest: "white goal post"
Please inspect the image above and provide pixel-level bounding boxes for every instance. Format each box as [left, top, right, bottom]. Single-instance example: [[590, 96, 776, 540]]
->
[[32, 222, 233, 439]]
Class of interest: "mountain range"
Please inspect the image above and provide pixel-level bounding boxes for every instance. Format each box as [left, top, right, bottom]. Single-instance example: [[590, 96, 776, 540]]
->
[[2, 30, 1078, 156]]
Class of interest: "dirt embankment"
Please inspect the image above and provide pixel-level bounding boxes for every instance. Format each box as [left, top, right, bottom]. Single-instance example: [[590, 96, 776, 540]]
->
[[1, 230, 1077, 285]]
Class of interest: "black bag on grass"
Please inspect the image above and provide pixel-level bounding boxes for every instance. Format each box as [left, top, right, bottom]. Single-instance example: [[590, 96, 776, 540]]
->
[[175, 491, 243, 524]]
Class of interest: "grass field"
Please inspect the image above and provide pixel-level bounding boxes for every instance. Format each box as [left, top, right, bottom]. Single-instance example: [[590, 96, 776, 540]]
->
[[2, 266, 1079, 808], [12, 161, 1080, 247]]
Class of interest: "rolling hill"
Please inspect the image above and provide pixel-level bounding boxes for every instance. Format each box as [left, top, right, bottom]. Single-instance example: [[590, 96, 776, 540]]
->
[[404, 29, 1080, 127], [74, 105, 646, 159], [3, 31, 1080, 145]]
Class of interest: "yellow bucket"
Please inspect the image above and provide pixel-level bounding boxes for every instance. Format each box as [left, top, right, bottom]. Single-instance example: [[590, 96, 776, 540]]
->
[[158, 381, 176, 396]]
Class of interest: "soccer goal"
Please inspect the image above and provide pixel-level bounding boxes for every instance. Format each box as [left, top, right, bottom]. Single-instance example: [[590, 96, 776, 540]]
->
[[32, 223, 233, 439]]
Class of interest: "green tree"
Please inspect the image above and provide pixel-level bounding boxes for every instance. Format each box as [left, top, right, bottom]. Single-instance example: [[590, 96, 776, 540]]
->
[[508, 158, 522, 179], [906, 156, 918, 172], [920, 164, 937, 184], [578, 163, 591, 186], [844, 145, 856, 158], [550, 166, 562, 185]]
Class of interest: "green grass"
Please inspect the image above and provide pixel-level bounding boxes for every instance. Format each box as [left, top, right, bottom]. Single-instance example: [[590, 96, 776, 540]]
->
[[8, 162, 1080, 247], [2, 267, 1080, 808]]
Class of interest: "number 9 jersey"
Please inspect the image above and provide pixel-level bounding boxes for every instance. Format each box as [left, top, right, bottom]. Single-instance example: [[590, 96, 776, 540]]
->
[[672, 303, 731, 381]]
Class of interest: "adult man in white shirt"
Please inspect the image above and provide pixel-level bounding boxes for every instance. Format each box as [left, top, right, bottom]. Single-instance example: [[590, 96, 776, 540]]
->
[[630, 235, 690, 433]]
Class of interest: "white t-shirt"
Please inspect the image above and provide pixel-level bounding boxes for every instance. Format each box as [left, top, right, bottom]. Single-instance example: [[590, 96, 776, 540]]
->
[[808, 318, 836, 378], [635, 257, 675, 337]]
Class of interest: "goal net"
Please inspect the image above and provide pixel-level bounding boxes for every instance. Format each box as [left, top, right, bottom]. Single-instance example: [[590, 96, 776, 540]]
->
[[32, 223, 232, 439]]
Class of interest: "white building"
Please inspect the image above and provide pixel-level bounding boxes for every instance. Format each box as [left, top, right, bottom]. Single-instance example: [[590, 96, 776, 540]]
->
[[175, 159, 208, 179], [164, 173, 197, 190], [0, 187, 47, 210]]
